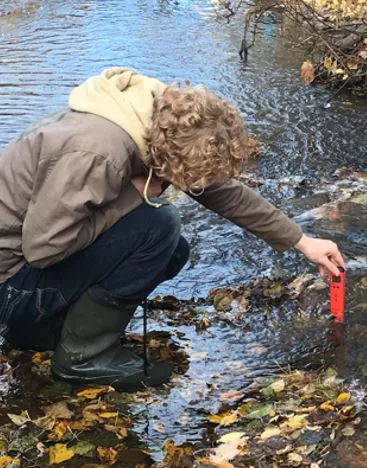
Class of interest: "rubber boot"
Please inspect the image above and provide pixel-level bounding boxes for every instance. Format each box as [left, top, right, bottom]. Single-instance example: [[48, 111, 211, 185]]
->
[[52, 292, 173, 390]]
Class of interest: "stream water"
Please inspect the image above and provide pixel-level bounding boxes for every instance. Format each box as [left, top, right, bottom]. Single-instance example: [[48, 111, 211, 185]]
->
[[0, 0, 366, 464]]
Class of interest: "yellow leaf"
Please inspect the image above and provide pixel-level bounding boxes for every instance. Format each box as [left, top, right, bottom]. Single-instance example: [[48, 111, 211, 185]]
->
[[208, 411, 238, 426], [97, 446, 118, 465], [347, 61, 359, 70], [260, 427, 281, 440], [98, 412, 118, 419], [49, 443, 74, 464], [48, 421, 69, 441], [118, 427, 128, 439], [320, 402, 334, 412], [0, 456, 21, 467], [285, 415, 307, 430], [336, 392, 351, 404], [77, 386, 113, 399], [324, 56, 334, 70], [219, 432, 246, 443]]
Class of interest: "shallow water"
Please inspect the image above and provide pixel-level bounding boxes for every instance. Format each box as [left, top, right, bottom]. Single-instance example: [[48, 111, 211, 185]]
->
[[0, 0, 366, 461]]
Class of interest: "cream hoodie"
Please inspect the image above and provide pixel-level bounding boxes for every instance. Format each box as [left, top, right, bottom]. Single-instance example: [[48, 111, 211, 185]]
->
[[69, 67, 167, 159]]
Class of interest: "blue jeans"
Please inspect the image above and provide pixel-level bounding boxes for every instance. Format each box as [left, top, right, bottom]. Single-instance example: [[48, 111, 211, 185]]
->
[[0, 200, 189, 346]]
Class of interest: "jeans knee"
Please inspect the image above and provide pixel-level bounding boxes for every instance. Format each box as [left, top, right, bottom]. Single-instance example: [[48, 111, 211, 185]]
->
[[165, 236, 190, 280], [149, 201, 181, 247]]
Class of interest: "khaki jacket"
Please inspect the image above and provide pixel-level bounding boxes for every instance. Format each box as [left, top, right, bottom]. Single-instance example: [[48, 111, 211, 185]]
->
[[0, 109, 302, 284]]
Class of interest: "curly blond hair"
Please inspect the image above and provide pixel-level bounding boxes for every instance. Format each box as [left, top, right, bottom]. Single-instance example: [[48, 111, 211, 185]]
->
[[146, 84, 248, 193]]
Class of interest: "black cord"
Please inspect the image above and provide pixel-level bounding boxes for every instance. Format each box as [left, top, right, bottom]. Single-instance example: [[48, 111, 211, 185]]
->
[[143, 299, 149, 376]]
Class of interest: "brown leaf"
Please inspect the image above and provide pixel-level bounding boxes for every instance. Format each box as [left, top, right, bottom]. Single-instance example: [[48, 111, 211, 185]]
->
[[300, 61, 315, 84], [164, 439, 194, 468], [97, 447, 118, 465], [219, 390, 245, 402], [45, 401, 73, 420]]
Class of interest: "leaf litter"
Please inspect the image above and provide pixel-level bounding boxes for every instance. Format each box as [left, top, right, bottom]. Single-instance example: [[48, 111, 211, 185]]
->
[[0, 274, 366, 466]]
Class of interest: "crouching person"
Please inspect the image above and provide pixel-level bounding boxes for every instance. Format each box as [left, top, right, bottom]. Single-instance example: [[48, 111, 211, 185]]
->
[[0, 67, 345, 390]]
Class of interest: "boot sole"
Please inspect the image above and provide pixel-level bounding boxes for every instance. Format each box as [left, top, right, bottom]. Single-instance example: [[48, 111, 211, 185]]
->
[[52, 364, 173, 392]]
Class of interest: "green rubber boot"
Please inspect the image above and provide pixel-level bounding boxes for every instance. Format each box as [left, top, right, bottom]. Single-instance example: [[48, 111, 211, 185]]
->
[[52, 292, 173, 391]]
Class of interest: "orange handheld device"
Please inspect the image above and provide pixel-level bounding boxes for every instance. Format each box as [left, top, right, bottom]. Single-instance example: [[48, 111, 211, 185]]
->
[[330, 267, 346, 323]]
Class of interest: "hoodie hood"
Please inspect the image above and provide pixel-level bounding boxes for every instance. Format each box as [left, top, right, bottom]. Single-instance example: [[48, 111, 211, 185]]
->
[[69, 67, 167, 159]]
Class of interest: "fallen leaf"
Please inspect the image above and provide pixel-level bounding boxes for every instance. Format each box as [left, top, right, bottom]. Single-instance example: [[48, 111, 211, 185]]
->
[[271, 379, 285, 393], [0, 456, 21, 467], [45, 401, 73, 420], [210, 439, 247, 464], [71, 441, 95, 456], [283, 415, 307, 431], [48, 421, 69, 441], [213, 293, 233, 311], [104, 424, 128, 439], [98, 412, 118, 419], [301, 61, 315, 84], [32, 351, 52, 365], [164, 439, 194, 468], [336, 392, 351, 404], [154, 421, 166, 433], [32, 415, 55, 431], [196, 316, 211, 331], [244, 403, 273, 420], [7, 410, 31, 426], [97, 446, 118, 465], [196, 458, 234, 468], [49, 443, 75, 464], [77, 386, 114, 399], [219, 432, 246, 443], [219, 390, 245, 402], [208, 411, 238, 426], [260, 427, 281, 440], [342, 426, 355, 436], [288, 452, 303, 464], [320, 402, 334, 412]]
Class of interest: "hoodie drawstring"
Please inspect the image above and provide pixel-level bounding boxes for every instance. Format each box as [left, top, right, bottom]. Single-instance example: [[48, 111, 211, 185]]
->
[[143, 167, 163, 208]]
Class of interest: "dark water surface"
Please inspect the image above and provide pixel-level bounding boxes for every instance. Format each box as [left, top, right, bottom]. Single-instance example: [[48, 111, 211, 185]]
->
[[1, 0, 366, 460]]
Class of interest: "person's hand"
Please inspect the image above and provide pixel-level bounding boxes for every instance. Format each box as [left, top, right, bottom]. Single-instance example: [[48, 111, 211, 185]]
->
[[131, 176, 164, 198], [294, 234, 346, 277]]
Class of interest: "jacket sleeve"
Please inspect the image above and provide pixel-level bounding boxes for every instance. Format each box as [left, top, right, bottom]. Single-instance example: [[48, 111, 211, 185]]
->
[[190, 179, 303, 252], [22, 150, 142, 268]]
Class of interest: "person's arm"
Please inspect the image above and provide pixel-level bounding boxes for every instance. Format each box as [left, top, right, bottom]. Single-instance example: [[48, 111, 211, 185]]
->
[[190, 179, 345, 276], [22, 150, 142, 268], [190, 179, 303, 252]]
